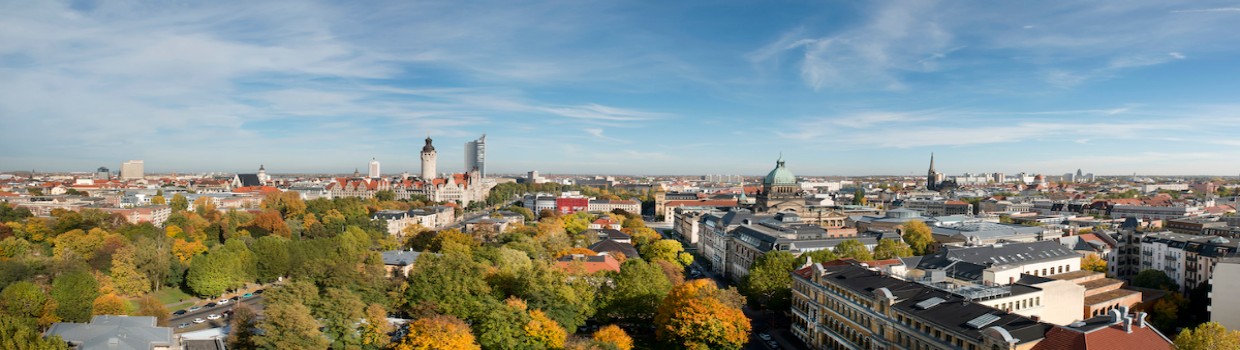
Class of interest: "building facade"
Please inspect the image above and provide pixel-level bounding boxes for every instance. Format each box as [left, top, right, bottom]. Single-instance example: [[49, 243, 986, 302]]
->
[[420, 137, 437, 180], [120, 160, 144, 180], [756, 157, 805, 213], [465, 134, 486, 177]]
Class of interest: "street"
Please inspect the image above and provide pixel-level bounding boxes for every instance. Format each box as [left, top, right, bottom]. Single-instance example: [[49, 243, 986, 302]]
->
[[168, 295, 266, 333]]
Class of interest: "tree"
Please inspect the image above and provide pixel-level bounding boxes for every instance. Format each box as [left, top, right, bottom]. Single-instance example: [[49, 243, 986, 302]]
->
[[599, 259, 672, 323], [375, 190, 397, 202], [170, 194, 189, 213], [151, 195, 166, 205], [654, 279, 751, 350], [186, 248, 241, 297], [0, 282, 49, 319], [901, 220, 934, 255], [628, 227, 661, 246], [593, 325, 633, 350], [318, 287, 366, 349], [252, 235, 291, 282], [0, 316, 69, 350], [1150, 292, 1187, 333], [525, 309, 568, 349], [476, 298, 533, 350], [640, 239, 693, 267], [51, 269, 98, 322], [503, 261, 597, 332], [1175, 322, 1240, 350], [741, 251, 797, 311], [832, 239, 874, 261], [255, 302, 329, 350], [247, 210, 291, 238], [797, 249, 838, 266], [131, 237, 171, 292], [134, 295, 169, 327], [360, 304, 393, 348], [654, 259, 686, 286], [1082, 253, 1107, 273], [1133, 269, 1178, 291], [431, 229, 479, 254], [873, 239, 913, 260], [171, 239, 206, 263], [403, 252, 495, 321], [852, 187, 867, 205], [394, 315, 480, 350], [226, 303, 259, 350], [110, 245, 151, 296], [91, 293, 127, 316]]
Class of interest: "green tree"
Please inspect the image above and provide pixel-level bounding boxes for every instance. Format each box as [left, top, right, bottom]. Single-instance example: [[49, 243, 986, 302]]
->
[[872, 239, 913, 260], [151, 195, 166, 205], [476, 299, 533, 350], [170, 194, 189, 213], [0, 316, 69, 350], [852, 187, 867, 205], [599, 259, 672, 323], [51, 269, 98, 322], [375, 190, 396, 202], [226, 302, 259, 350], [255, 302, 329, 350], [131, 237, 171, 292], [0, 282, 49, 319], [1174, 322, 1240, 350], [186, 248, 237, 297], [640, 239, 693, 267], [901, 220, 934, 255], [252, 235, 291, 282], [797, 249, 838, 265], [317, 287, 366, 349], [832, 239, 873, 261], [504, 261, 597, 331], [1133, 269, 1178, 291], [404, 252, 495, 321], [741, 251, 797, 311]]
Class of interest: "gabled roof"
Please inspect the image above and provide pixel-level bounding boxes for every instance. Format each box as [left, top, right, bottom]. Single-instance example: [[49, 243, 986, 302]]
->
[[234, 174, 262, 187], [1032, 314, 1173, 350], [556, 254, 621, 274]]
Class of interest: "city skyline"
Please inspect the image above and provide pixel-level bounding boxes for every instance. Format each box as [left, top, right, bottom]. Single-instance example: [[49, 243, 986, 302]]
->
[[3, 1, 1240, 175]]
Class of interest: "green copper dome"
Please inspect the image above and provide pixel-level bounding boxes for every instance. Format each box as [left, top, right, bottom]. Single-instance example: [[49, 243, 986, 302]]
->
[[763, 158, 796, 185]]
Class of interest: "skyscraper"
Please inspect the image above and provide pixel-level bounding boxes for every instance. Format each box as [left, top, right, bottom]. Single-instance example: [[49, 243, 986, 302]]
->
[[421, 137, 437, 180], [369, 158, 381, 179], [465, 134, 486, 177], [120, 160, 144, 180]]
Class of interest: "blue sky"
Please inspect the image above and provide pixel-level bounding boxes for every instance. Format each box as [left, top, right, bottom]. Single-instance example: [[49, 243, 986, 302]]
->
[[3, 1, 1240, 176]]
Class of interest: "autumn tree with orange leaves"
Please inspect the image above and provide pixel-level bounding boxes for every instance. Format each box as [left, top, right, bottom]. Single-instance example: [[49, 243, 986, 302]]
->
[[593, 324, 633, 350], [654, 279, 751, 350], [393, 314, 481, 350]]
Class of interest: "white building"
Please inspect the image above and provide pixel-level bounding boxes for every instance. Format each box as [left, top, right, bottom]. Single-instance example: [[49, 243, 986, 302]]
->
[[587, 199, 640, 213], [1138, 232, 1239, 292], [1110, 204, 1203, 220], [369, 158, 381, 179], [373, 206, 456, 236], [120, 160, 144, 180]]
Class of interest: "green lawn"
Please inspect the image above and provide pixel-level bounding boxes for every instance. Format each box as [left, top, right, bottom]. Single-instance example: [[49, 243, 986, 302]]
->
[[153, 288, 194, 305]]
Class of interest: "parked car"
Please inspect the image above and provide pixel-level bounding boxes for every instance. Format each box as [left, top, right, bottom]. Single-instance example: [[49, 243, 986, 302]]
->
[[253, 289, 265, 295], [188, 306, 202, 312], [192, 318, 206, 324], [172, 310, 187, 316], [766, 340, 780, 349], [242, 293, 254, 298], [207, 314, 221, 320], [206, 302, 218, 308], [758, 332, 772, 341], [217, 298, 230, 305], [177, 323, 190, 329]]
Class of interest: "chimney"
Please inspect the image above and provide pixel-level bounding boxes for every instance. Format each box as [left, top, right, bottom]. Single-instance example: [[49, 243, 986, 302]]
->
[[1137, 312, 1148, 328], [1030, 315, 1041, 322], [1108, 309, 1122, 324], [1123, 317, 1133, 333]]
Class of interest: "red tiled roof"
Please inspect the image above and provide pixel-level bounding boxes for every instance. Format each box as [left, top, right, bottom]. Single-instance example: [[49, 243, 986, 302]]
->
[[0, 191, 19, 197], [1033, 321, 1173, 350], [233, 186, 281, 194], [556, 254, 621, 274]]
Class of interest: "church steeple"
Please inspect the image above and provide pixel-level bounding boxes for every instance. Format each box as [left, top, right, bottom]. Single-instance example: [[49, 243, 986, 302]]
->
[[928, 153, 936, 173]]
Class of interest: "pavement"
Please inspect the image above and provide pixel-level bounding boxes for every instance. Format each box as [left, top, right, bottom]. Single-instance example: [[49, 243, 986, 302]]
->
[[168, 295, 266, 333]]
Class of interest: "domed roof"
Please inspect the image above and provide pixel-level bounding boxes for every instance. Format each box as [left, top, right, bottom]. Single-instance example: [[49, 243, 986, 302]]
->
[[763, 158, 796, 185], [422, 137, 435, 152]]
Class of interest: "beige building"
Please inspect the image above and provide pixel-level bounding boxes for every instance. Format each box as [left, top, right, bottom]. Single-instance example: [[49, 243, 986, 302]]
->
[[1209, 257, 1240, 331]]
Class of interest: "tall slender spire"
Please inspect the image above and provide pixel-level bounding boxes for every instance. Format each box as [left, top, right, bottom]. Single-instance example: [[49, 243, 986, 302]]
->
[[929, 152, 936, 173]]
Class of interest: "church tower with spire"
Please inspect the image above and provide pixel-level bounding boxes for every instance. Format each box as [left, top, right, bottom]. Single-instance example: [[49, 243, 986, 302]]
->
[[420, 136, 437, 180], [927, 153, 938, 190]]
